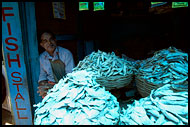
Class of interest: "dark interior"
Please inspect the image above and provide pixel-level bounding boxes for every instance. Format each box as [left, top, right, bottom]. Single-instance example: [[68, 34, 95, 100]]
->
[[35, 1, 189, 63]]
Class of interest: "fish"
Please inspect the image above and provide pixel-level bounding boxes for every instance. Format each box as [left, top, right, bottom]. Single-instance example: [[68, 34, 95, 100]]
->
[[119, 84, 188, 125], [155, 114, 165, 125], [34, 70, 120, 125], [136, 47, 188, 92], [72, 50, 136, 78]]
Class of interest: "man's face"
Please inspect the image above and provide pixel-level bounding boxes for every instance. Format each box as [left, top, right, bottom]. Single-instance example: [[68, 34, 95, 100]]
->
[[40, 33, 57, 54]]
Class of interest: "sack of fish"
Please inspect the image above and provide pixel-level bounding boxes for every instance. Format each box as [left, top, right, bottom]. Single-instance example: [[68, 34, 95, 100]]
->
[[33, 70, 120, 125], [73, 50, 136, 90], [136, 46, 188, 97], [119, 84, 188, 125]]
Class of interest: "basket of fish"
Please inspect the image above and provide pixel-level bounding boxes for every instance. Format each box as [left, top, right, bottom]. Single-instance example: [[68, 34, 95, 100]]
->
[[119, 84, 188, 125], [34, 70, 120, 125], [135, 47, 188, 97], [73, 50, 136, 90]]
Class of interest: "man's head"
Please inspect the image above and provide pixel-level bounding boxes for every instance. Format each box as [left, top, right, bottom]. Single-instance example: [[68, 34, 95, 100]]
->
[[40, 32, 57, 55]]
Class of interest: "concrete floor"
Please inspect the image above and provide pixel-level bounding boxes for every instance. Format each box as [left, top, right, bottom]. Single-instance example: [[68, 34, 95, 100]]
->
[[2, 108, 14, 125]]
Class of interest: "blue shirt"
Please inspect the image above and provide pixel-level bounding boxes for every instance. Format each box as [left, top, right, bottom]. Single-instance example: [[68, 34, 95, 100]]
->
[[38, 46, 75, 82]]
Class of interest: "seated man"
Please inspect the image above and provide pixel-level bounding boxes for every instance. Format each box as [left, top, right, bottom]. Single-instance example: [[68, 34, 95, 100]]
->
[[37, 31, 75, 98]]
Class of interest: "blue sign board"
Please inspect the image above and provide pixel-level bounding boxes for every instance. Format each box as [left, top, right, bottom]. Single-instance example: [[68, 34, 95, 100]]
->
[[2, 2, 33, 125]]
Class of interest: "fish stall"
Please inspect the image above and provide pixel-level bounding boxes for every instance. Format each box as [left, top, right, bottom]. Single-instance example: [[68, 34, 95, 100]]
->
[[33, 47, 188, 125]]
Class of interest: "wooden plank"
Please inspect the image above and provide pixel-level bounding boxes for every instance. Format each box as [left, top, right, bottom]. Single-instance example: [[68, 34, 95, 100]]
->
[[2, 2, 33, 125], [21, 2, 42, 110]]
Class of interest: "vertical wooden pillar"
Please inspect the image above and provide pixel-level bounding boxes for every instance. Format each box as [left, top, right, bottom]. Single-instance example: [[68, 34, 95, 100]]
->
[[18, 2, 42, 112]]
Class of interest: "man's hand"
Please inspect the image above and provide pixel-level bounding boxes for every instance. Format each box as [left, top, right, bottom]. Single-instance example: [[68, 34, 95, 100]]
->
[[37, 80, 55, 98]]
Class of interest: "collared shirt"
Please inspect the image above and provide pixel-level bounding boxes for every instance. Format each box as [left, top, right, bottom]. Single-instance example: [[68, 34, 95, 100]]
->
[[38, 46, 75, 82]]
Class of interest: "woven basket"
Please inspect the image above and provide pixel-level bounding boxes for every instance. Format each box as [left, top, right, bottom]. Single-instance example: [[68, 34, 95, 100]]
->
[[96, 74, 133, 91], [135, 75, 164, 97]]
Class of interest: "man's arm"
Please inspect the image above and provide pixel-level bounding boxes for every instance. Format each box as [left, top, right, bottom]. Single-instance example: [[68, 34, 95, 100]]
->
[[38, 58, 54, 98], [38, 58, 48, 83]]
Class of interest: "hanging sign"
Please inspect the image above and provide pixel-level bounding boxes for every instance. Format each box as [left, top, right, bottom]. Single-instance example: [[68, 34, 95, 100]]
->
[[79, 2, 89, 11], [93, 2, 105, 11], [172, 2, 188, 8], [2, 2, 33, 125], [52, 2, 66, 19], [151, 2, 167, 8]]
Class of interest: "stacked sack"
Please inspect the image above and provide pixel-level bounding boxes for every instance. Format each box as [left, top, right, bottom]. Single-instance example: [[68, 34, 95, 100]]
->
[[34, 70, 120, 125], [136, 46, 188, 91], [119, 84, 188, 125]]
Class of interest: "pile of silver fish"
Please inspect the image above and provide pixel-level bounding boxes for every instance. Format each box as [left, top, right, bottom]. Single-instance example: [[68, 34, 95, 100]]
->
[[119, 84, 188, 125], [137, 47, 188, 90], [122, 54, 139, 74], [34, 70, 120, 125], [73, 50, 136, 77]]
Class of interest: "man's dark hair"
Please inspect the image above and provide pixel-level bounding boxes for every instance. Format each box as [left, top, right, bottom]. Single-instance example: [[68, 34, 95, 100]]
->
[[38, 30, 56, 43], [41, 30, 56, 39]]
